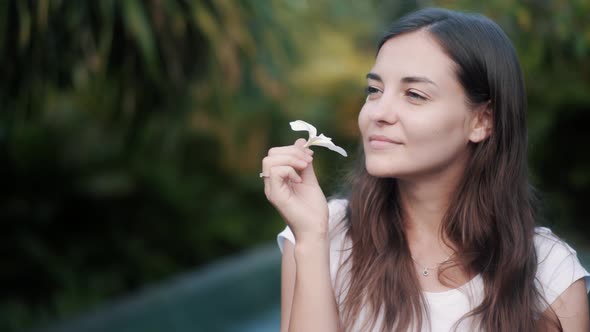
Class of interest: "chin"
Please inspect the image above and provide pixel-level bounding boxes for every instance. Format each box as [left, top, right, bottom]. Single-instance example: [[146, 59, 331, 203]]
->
[[364, 152, 419, 179], [364, 160, 399, 178]]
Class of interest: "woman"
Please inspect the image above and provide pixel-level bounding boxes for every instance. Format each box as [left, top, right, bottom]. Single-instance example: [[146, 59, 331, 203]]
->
[[261, 8, 589, 332]]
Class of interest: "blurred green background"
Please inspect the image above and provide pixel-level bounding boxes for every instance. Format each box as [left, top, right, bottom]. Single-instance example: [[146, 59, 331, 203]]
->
[[1, 0, 589, 331]]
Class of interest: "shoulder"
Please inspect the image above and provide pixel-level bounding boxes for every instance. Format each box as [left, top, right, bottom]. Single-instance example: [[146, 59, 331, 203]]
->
[[533, 227, 590, 306], [534, 227, 576, 262], [533, 227, 584, 272]]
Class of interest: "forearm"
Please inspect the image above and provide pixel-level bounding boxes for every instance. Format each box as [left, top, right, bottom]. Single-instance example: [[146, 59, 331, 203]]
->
[[289, 237, 342, 332]]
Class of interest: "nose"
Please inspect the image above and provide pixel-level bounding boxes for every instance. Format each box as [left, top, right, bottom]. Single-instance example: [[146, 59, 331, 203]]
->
[[368, 94, 400, 125]]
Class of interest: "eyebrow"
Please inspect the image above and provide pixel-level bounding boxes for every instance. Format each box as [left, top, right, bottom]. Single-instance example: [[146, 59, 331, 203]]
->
[[366, 72, 438, 87], [366, 72, 383, 82]]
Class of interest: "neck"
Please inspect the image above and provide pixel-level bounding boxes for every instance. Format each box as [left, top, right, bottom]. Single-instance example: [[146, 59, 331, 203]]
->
[[395, 154, 472, 283], [398, 179, 453, 237], [397, 156, 467, 248], [397, 177, 459, 269], [397, 147, 468, 242]]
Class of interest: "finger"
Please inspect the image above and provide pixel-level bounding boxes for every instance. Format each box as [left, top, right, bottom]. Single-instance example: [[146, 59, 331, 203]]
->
[[294, 138, 315, 156], [268, 144, 314, 160], [300, 158, 319, 186], [270, 165, 303, 184], [263, 173, 271, 197], [262, 154, 310, 197], [267, 165, 302, 202], [262, 155, 310, 176], [294, 138, 307, 147]]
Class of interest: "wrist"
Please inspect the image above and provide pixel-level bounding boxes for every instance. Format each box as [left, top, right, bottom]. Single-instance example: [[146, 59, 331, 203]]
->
[[294, 234, 330, 257], [294, 228, 329, 245]]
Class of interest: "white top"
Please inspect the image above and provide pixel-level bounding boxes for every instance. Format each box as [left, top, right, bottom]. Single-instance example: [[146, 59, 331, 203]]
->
[[277, 199, 590, 332]]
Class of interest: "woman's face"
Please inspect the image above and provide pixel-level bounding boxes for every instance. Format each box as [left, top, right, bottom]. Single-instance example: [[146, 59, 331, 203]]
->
[[358, 30, 479, 180]]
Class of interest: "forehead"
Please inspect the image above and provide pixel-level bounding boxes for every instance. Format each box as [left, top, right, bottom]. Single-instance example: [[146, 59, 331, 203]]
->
[[372, 30, 457, 85]]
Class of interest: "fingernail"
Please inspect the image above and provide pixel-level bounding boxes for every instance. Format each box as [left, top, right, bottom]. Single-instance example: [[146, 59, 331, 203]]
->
[[305, 148, 314, 155]]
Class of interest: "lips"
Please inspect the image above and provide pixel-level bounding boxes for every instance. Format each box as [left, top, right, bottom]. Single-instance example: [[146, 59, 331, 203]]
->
[[367, 135, 402, 150], [368, 135, 402, 144]]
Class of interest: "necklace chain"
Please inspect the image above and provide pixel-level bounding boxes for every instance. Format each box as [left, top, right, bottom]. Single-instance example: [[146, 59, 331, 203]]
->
[[411, 254, 452, 277]]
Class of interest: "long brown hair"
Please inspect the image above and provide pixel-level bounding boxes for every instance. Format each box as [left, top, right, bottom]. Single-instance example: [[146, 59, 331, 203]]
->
[[338, 8, 561, 331]]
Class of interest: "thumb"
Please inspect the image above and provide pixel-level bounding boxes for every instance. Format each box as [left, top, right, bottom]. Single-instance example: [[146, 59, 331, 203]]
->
[[300, 159, 319, 186]]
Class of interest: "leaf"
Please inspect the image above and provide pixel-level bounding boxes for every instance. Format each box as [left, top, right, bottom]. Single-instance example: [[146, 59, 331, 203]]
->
[[120, 0, 159, 78], [17, 0, 31, 51]]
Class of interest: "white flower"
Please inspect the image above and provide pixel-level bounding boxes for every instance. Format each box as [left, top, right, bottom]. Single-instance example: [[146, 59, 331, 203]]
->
[[289, 120, 348, 157]]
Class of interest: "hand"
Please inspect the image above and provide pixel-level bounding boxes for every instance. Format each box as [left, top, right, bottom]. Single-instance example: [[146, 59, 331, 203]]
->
[[262, 138, 329, 242]]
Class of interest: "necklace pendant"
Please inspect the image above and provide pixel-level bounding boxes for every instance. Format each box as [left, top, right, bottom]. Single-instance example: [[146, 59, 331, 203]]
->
[[422, 268, 429, 277]]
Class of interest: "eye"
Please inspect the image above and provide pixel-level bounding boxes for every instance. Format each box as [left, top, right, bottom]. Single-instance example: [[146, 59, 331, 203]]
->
[[365, 86, 381, 95], [405, 90, 427, 102], [365, 86, 382, 101]]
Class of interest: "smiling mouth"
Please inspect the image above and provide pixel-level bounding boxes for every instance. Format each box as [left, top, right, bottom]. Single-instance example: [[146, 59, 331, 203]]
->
[[367, 135, 402, 150], [368, 135, 402, 144]]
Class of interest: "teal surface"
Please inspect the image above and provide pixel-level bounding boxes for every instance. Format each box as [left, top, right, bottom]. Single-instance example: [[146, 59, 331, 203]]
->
[[581, 251, 590, 273], [32, 244, 282, 332], [31, 245, 590, 332]]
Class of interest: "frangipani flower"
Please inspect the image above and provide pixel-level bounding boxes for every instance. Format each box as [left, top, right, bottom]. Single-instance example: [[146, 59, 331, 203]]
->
[[290, 120, 348, 157]]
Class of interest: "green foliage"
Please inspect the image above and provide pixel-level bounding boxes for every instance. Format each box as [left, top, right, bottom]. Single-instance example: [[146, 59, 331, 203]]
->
[[0, 1, 377, 331], [1, 1, 589, 331]]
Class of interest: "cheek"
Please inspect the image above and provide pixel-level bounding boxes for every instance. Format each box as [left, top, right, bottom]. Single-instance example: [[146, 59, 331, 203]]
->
[[404, 112, 468, 152], [358, 105, 369, 135]]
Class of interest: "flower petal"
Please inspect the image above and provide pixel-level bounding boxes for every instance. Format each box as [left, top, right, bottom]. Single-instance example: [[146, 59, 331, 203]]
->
[[290, 120, 317, 138], [305, 134, 331, 147], [309, 139, 348, 157], [316, 134, 332, 141]]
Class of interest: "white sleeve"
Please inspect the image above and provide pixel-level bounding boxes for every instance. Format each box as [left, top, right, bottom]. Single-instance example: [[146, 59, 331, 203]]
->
[[277, 224, 295, 254], [534, 227, 590, 307], [276, 199, 348, 254]]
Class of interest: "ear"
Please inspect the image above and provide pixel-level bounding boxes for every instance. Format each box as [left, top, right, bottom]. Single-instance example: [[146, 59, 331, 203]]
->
[[468, 102, 493, 143]]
